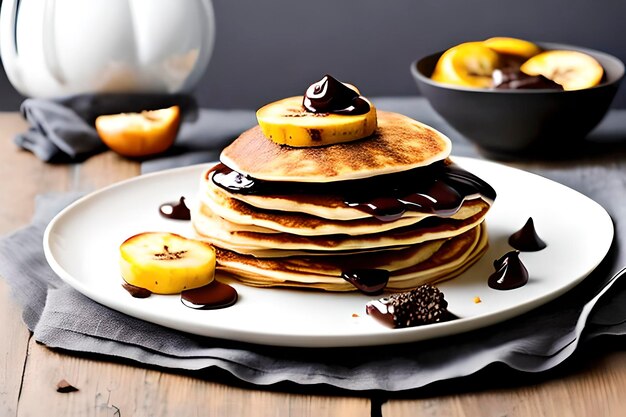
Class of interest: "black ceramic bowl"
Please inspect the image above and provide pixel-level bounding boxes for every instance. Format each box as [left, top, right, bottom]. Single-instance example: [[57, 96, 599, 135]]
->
[[411, 42, 624, 157]]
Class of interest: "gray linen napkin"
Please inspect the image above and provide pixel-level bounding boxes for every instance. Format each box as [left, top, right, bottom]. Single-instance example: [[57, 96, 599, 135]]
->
[[0, 193, 624, 391], [2, 97, 625, 391]]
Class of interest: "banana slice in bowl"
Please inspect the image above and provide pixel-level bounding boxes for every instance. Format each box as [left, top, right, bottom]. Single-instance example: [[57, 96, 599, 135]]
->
[[483, 37, 541, 59], [520, 50, 604, 91], [431, 42, 500, 88]]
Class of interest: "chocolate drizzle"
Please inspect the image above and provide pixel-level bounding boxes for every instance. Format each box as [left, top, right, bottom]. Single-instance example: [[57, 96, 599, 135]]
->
[[159, 196, 191, 220], [488, 250, 529, 290], [342, 269, 390, 295], [509, 217, 547, 251], [303, 74, 370, 115], [181, 280, 238, 310], [211, 161, 496, 222], [122, 279, 238, 310]]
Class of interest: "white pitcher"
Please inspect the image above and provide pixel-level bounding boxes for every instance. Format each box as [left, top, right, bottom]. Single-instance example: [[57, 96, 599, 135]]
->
[[0, 0, 215, 97]]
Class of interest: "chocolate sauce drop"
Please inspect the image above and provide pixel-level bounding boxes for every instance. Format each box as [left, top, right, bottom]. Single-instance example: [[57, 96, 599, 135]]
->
[[492, 68, 563, 90], [211, 161, 496, 222], [488, 251, 529, 290], [342, 269, 390, 295], [159, 196, 191, 220], [122, 282, 152, 298], [303, 74, 371, 115], [181, 280, 238, 310], [509, 217, 547, 251]]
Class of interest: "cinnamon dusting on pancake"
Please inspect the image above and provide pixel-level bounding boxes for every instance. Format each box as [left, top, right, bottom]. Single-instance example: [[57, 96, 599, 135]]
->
[[220, 111, 452, 182]]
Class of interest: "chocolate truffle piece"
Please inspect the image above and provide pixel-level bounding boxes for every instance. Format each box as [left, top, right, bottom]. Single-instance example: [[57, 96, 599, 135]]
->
[[365, 284, 449, 328]]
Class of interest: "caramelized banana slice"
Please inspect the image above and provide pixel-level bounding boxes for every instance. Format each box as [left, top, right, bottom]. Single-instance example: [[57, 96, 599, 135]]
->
[[256, 96, 377, 147], [119, 232, 216, 294], [431, 42, 499, 88], [483, 37, 541, 59], [520, 50, 604, 91]]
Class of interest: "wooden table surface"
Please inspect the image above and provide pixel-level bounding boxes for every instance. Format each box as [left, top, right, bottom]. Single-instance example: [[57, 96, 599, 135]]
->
[[1, 111, 626, 417]]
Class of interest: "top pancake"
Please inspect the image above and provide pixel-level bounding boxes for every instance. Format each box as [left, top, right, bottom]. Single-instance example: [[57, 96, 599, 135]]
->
[[220, 110, 452, 182]]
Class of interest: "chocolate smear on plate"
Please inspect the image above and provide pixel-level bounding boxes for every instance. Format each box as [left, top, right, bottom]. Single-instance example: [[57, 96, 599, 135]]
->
[[159, 196, 191, 220]]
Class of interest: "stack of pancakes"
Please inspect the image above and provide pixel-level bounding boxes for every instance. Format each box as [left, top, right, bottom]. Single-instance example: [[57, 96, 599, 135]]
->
[[192, 111, 495, 292]]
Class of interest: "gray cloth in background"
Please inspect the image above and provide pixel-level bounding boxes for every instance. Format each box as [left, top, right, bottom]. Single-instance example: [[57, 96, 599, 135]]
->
[[140, 108, 256, 173], [2, 97, 626, 391], [15, 94, 200, 163]]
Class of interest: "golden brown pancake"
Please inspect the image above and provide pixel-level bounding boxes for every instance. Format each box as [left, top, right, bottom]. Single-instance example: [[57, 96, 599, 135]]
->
[[197, 185, 489, 237], [220, 111, 452, 182], [215, 223, 487, 292], [201, 165, 490, 222], [193, 204, 489, 252]]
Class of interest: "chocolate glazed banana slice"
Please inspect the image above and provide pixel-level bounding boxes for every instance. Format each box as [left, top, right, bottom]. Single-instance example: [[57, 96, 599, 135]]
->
[[256, 75, 377, 147]]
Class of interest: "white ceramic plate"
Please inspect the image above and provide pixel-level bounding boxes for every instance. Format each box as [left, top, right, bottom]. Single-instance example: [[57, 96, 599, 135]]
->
[[43, 157, 614, 347]]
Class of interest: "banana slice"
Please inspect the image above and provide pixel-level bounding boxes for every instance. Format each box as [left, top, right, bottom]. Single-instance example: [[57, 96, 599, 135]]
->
[[96, 106, 181, 158], [120, 232, 216, 294], [520, 50, 604, 91], [483, 37, 541, 59], [256, 96, 377, 147], [431, 42, 499, 88]]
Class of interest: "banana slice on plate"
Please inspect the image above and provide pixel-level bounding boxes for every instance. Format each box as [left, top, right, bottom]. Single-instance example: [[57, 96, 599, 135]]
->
[[483, 37, 541, 59], [431, 42, 499, 88], [119, 232, 216, 294], [256, 96, 377, 147], [520, 50, 604, 91]]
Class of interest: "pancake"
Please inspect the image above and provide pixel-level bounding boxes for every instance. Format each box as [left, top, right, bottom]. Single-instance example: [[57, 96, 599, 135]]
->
[[202, 168, 370, 220], [220, 111, 452, 182], [207, 243, 415, 259], [193, 203, 489, 252], [202, 165, 491, 222], [197, 184, 489, 237], [217, 237, 446, 277], [215, 223, 487, 292]]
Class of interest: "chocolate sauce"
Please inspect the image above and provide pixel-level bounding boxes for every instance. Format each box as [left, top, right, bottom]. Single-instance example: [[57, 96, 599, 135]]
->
[[493, 68, 563, 90], [159, 196, 191, 220], [122, 282, 152, 298], [488, 250, 529, 290], [509, 217, 547, 251], [181, 280, 238, 310], [342, 269, 389, 295], [303, 74, 371, 115], [211, 161, 496, 222]]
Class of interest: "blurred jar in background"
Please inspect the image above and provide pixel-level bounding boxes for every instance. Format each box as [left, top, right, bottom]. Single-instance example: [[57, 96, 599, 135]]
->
[[0, 0, 215, 97]]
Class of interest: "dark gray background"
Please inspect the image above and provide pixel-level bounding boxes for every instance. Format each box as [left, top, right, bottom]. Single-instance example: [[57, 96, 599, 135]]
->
[[1, 0, 625, 110]]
